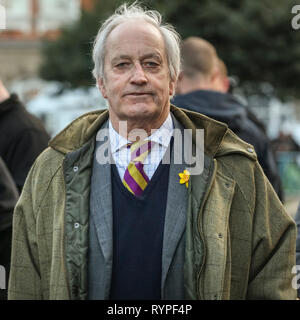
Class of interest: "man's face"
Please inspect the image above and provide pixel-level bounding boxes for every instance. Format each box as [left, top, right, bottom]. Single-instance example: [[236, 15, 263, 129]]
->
[[98, 20, 175, 130]]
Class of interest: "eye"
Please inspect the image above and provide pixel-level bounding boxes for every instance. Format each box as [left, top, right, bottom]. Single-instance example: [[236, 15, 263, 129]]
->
[[115, 62, 130, 69], [144, 61, 160, 68]]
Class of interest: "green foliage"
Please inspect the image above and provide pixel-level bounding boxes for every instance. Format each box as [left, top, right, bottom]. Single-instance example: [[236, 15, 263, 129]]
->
[[148, 0, 300, 100], [39, 0, 124, 87], [39, 0, 300, 100]]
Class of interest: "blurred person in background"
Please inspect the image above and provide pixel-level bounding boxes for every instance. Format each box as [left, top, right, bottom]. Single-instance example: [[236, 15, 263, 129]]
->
[[223, 61, 268, 136], [0, 157, 18, 300], [0, 81, 50, 192], [172, 37, 283, 201], [8, 3, 296, 300]]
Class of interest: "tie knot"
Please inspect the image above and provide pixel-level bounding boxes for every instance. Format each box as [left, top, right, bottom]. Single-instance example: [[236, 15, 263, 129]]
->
[[129, 140, 153, 162]]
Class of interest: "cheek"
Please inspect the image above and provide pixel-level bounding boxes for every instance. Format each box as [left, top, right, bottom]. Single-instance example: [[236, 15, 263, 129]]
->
[[106, 77, 125, 96]]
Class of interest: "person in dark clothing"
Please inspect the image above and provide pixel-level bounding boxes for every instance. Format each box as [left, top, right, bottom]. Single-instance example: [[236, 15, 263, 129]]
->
[[172, 37, 283, 200], [0, 157, 19, 300], [0, 81, 50, 192], [294, 202, 300, 298]]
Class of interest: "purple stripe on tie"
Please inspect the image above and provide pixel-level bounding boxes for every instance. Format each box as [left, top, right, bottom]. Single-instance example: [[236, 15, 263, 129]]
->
[[131, 147, 138, 161], [124, 169, 144, 196], [140, 141, 152, 154], [135, 162, 150, 183]]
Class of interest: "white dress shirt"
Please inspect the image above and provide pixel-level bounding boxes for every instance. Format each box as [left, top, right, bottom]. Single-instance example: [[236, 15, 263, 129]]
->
[[109, 113, 174, 180]]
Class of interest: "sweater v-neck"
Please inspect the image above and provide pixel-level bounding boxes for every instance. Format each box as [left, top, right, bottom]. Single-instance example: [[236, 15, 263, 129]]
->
[[111, 159, 169, 202]]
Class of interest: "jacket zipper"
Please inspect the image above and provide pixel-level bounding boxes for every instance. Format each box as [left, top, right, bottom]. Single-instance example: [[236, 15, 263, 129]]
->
[[196, 159, 217, 300]]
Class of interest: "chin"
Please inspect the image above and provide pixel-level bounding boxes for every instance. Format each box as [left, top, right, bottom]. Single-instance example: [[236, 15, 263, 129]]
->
[[124, 104, 157, 119]]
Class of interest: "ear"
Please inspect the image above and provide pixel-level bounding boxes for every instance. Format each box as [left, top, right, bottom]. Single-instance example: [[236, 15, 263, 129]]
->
[[169, 79, 176, 96], [97, 77, 107, 99]]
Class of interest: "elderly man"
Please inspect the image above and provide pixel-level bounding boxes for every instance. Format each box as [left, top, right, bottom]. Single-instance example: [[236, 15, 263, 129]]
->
[[8, 3, 296, 300], [172, 37, 283, 201]]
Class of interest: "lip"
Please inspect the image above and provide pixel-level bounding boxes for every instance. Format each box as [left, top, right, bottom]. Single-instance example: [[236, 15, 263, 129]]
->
[[124, 92, 153, 96]]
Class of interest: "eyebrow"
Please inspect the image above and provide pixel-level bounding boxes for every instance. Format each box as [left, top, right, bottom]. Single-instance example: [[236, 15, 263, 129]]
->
[[140, 53, 162, 61]]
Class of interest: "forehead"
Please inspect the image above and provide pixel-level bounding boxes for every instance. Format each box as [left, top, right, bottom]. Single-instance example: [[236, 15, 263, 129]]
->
[[104, 20, 166, 59]]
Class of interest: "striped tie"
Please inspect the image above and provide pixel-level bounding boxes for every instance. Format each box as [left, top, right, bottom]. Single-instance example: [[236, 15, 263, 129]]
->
[[123, 140, 153, 196]]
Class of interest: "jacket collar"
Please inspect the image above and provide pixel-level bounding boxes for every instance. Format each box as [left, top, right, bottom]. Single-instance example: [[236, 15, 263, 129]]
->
[[49, 105, 257, 161]]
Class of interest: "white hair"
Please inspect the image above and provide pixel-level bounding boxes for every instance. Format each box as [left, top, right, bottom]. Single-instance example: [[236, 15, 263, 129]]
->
[[92, 2, 181, 83]]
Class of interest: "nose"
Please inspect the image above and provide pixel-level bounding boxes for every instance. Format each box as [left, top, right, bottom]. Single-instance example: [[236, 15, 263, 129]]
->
[[130, 62, 147, 85]]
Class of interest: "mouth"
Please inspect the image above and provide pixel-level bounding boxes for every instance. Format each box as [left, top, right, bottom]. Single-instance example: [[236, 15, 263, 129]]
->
[[124, 92, 153, 97]]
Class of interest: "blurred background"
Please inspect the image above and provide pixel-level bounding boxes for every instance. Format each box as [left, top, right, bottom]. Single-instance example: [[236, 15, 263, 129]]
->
[[0, 0, 300, 215]]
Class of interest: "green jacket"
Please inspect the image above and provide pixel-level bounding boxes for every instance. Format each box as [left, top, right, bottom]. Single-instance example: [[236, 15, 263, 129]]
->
[[8, 106, 297, 300]]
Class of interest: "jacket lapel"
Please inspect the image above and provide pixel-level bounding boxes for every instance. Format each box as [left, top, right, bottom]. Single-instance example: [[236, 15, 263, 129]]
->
[[161, 115, 188, 294], [90, 161, 113, 263], [90, 121, 113, 264]]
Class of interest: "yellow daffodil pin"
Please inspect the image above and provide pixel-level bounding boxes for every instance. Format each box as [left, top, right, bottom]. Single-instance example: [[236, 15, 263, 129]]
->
[[179, 169, 190, 188]]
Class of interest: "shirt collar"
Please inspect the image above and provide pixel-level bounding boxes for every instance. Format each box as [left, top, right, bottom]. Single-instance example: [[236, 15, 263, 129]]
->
[[109, 113, 174, 154]]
